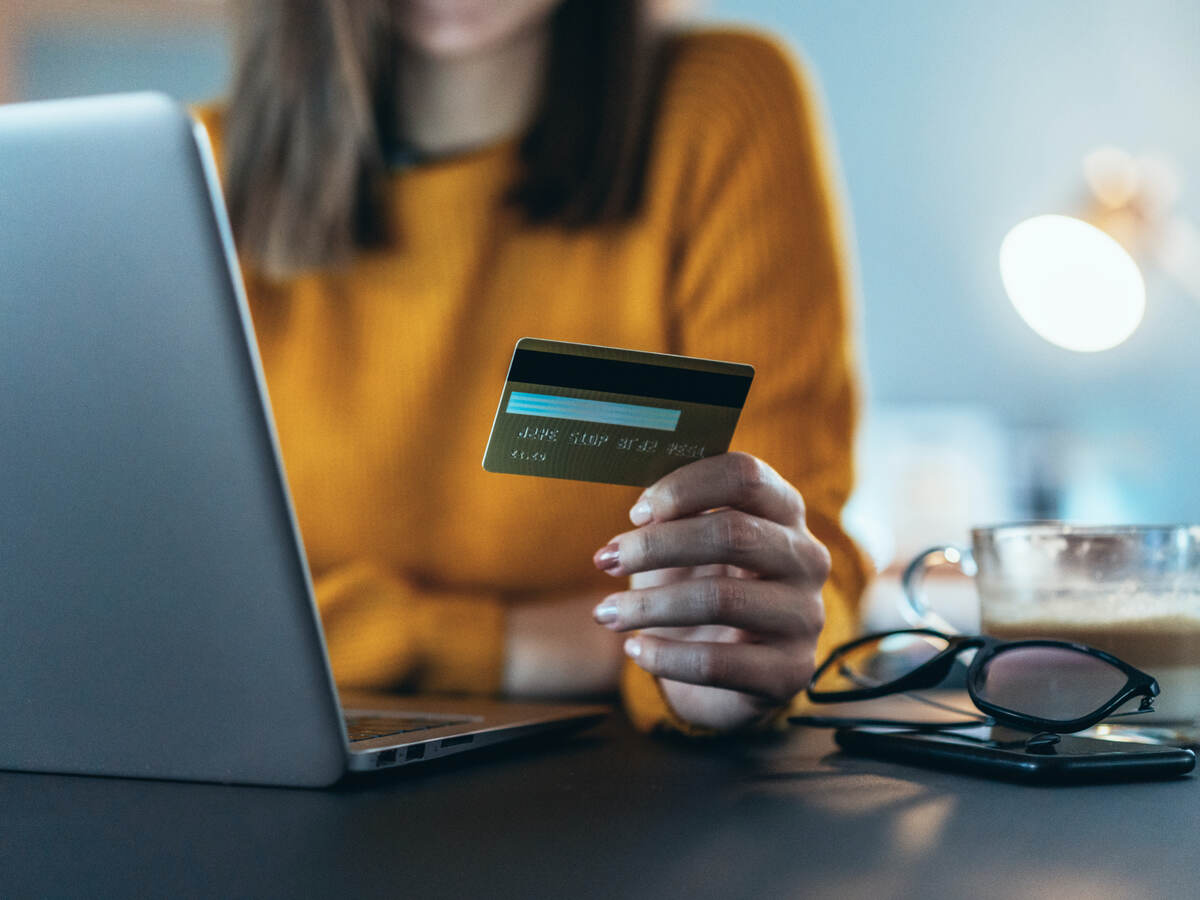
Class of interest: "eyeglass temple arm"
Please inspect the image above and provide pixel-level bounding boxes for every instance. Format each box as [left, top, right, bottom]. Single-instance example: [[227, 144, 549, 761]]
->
[[894, 690, 983, 718]]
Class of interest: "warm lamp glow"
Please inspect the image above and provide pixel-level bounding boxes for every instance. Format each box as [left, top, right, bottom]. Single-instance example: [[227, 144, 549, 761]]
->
[[999, 214, 1146, 352], [1083, 146, 1139, 209]]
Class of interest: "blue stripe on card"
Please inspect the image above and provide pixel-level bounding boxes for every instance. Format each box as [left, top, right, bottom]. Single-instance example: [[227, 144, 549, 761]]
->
[[506, 392, 681, 431]]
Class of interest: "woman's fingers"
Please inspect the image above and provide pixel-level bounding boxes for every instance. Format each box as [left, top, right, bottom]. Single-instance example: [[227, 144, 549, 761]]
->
[[593, 576, 824, 636], [623, 634, 813, 704], [590, 452, 832, 719], [594, 509, 831, 582], [629, 452, 804, 527]]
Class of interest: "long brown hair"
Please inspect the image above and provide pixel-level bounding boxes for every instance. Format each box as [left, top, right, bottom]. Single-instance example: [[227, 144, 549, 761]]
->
[[223, 0, 659, 280]]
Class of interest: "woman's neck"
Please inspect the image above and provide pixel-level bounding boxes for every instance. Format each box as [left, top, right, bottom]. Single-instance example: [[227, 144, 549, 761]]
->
[[397, 26, 548, 158]]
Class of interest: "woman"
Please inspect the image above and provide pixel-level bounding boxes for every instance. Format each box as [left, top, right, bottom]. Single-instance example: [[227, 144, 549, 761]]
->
[[198, 0, 867, 734]]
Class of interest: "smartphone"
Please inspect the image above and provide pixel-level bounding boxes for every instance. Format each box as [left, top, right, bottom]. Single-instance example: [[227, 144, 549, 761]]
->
[[834, 726, 1196, 784]]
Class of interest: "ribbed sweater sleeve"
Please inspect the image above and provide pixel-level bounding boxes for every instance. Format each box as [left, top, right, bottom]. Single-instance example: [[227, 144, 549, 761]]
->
[[314, 562, 507, 694], [191, 106, 514, 698], [620, 32, 868, 733]]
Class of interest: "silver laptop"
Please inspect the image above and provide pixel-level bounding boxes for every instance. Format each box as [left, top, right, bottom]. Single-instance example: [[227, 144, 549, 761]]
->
[[0, 92, 605, 787]]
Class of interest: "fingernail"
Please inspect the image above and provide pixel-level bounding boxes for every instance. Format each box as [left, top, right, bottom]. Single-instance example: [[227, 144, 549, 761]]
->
[[629, 499, 653, 526], [592, 599, 619, 625], [593, 542, 621, 572], [624, 637, 643, 659]]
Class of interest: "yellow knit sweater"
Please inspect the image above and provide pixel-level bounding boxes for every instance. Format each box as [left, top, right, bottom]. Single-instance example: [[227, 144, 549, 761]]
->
[[196, 28, 867, 732]]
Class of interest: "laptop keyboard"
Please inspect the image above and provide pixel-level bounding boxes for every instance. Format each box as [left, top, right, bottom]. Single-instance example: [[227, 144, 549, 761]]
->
[[344, 714, 473, 742]]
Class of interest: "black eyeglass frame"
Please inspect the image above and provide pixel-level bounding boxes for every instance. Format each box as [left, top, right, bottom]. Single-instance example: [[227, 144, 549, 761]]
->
[[806, 628, 1160, 734]]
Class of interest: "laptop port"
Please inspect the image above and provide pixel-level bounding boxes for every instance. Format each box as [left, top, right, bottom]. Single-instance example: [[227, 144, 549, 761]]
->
[[376, 749, 397, 767], [440, 735, 474, 748], [405, 744, 426, 760]]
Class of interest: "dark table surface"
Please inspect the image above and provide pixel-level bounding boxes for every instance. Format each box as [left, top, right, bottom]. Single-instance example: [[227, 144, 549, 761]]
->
[[3, 707, 1198, 900]]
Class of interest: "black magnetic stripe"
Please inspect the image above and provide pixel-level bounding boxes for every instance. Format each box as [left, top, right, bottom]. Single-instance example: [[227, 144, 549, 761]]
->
[[508, 349, 752, 408]]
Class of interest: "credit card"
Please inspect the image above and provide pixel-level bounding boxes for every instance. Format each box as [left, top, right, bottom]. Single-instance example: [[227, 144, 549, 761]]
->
[[482, 338, 754, 486]]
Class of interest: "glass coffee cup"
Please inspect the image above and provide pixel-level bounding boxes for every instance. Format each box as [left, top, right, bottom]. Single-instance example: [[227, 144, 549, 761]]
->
[[902, 523, 1200, 745]]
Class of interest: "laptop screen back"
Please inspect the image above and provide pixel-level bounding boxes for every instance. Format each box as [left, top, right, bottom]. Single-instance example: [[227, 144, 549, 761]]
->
[[0, 93, 346, 785]]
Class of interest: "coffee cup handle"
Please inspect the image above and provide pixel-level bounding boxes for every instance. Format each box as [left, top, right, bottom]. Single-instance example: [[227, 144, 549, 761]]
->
[[900, 545, 977, 634]]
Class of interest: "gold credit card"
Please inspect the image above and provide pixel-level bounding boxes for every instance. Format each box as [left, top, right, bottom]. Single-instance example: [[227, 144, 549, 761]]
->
[[482, 338, 754, 487]]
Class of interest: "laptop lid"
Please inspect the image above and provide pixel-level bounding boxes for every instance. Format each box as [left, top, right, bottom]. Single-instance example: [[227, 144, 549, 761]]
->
[[0, 93, 347, 786]]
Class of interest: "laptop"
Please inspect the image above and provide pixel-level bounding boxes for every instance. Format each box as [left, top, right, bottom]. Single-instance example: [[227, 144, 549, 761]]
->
[[0, 92, 605, 787]]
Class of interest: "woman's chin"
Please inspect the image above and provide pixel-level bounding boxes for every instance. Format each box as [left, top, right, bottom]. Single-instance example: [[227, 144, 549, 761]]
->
[[396, 0, 560, 60]]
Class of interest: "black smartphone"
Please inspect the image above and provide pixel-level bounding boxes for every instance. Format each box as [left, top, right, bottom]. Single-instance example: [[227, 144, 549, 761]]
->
[[834, 726, 1196, 784]]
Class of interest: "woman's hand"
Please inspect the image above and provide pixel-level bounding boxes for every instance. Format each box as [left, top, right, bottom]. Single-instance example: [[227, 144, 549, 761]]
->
[[591, 452, 830, 731]]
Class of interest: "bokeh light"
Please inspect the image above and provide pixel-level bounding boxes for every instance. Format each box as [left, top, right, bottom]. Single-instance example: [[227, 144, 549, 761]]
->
[[999, 214, 1146, 352]]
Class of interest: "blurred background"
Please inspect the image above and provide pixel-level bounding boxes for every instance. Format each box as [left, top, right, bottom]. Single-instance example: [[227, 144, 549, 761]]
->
[[3, 0, 1198, 616]]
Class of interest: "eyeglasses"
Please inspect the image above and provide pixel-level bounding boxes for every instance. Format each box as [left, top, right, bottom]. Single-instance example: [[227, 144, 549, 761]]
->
[[789, 629, 1160, 735]]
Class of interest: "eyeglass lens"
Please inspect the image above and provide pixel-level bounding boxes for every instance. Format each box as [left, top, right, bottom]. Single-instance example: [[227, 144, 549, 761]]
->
[[811, 632, 951, 694], [976, 645, 1130, 721]]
